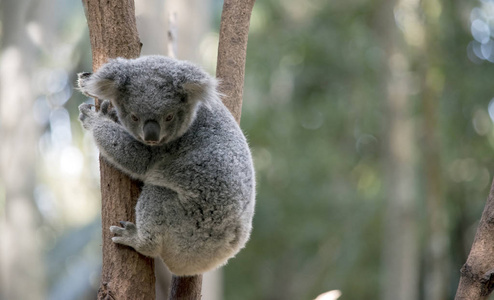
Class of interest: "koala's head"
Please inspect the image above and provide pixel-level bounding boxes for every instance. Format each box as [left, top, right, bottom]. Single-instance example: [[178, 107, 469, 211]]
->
[[77, 56, 217, 145]]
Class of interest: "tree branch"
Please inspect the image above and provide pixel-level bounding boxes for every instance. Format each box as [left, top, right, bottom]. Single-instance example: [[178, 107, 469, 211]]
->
[[216, 0, 256, 122], [455, 179, 494, 299], [80, 1, 155, 299]]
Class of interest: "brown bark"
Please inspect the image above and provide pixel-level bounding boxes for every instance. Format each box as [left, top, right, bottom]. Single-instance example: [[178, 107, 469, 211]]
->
[[169, 0, 256, 298], [80, 1, 155, 299], [170, 276, 204, 300], [216, 0, 256, 123], [82, 0, 142, 75], [455, 179, 494, 299]]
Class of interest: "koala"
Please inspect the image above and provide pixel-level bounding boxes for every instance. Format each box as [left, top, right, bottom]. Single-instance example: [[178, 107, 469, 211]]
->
[[77, 55, 255, 276]]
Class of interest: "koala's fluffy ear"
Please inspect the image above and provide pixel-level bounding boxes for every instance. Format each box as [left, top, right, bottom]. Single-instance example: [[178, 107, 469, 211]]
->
[[77, 72, 119, 100], [182, 76, 217, 103]]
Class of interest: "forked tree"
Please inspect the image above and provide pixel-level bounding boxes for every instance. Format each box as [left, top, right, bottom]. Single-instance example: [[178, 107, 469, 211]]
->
[[80, 0, 255, 299]]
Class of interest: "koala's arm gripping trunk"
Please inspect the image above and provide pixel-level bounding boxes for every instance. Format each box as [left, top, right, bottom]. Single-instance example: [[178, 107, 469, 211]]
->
[[80, 1, 155, 300], [92, 120, 152, 177]]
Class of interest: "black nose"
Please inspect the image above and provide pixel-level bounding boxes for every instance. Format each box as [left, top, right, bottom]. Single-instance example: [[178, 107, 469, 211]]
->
[[143, 120, 160, 142]]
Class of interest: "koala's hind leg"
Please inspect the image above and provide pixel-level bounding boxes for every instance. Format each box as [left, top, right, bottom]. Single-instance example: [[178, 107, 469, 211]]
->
[[110, 218, 161, 257], [110, 185, 173, 258]]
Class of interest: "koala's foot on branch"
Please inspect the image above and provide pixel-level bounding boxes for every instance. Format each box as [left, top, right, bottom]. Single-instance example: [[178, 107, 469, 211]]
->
[[110, 221, 138, 247]]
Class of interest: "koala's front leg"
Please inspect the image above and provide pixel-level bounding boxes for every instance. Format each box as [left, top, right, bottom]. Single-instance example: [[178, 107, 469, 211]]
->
[[79, 101, 151, 177]]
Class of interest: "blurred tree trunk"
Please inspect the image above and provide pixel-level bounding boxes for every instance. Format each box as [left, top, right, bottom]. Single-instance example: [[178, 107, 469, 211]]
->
[[419, 2, 449, 299], [0, 1, 45, 300], [80, 1, 156, 299], [378, 0, 419, 299], [135, 0, 167, 56], [164, 0, 212, 64]]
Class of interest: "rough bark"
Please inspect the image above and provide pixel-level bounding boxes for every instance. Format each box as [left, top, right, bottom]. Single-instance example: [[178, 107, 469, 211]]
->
[[80, 1, 155, 299], [170, 276, 204, 300], [455, 179, 494, 299], [169, 0, 256, 298], [216, 0, 256, 123], [83, 0, 142, 75]]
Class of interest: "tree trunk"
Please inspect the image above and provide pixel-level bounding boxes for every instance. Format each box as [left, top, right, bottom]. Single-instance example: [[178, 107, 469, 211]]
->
[[80, 1, 156, 299], [168, 0, 256, 298], [455, 179, 494, 299], [382, 52, 419, 300], [378, 1, 419, 299], [421, 67, 449, 300], [419, 3, 449, 298]]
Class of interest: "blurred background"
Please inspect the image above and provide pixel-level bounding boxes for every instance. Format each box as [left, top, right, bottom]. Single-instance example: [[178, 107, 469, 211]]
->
[[1, 0, 494, 299]]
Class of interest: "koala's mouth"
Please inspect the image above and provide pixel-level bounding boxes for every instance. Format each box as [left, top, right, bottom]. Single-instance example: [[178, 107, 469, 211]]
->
[[138, 132, 171, 146], [143, 138, 164, 146], [140, 136, 168, 146]]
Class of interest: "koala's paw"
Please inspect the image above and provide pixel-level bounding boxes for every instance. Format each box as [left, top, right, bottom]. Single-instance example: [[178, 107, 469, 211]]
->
[[100, 100, 119, 123], [78, 103, 97, 130], [110, 221, 138, 248]]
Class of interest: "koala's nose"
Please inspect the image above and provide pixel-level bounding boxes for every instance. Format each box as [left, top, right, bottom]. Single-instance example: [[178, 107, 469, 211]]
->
[[143, 120, 160, 142]]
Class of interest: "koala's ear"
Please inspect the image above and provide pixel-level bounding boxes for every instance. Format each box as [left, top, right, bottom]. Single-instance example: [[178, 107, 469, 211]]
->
[[182, 76, 216, 102], [77, 72, 119, 100]]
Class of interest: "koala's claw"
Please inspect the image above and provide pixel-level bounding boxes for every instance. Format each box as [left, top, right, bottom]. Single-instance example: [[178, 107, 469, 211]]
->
[[100, 100, 111, 114], [110, 221, 136, 234], [78, 103, 97, 129], [110, 221, 138, 247], [120, 221, 136, 230], [100, 100, 119, 123], [78, 103, 94, 114]]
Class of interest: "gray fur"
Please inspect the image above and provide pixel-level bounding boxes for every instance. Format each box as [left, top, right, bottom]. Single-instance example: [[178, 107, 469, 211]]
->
[[77, 56, 255, 276]]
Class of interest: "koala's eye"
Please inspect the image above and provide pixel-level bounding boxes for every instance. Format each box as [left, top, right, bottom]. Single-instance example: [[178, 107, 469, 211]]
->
[[165, 114, 174, 122], [131, 114, 139, 122]]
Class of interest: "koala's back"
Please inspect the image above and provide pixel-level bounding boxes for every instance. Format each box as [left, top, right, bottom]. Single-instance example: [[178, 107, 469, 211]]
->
[[151, 97, 254, 199], [158, 98, 255, 218]]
